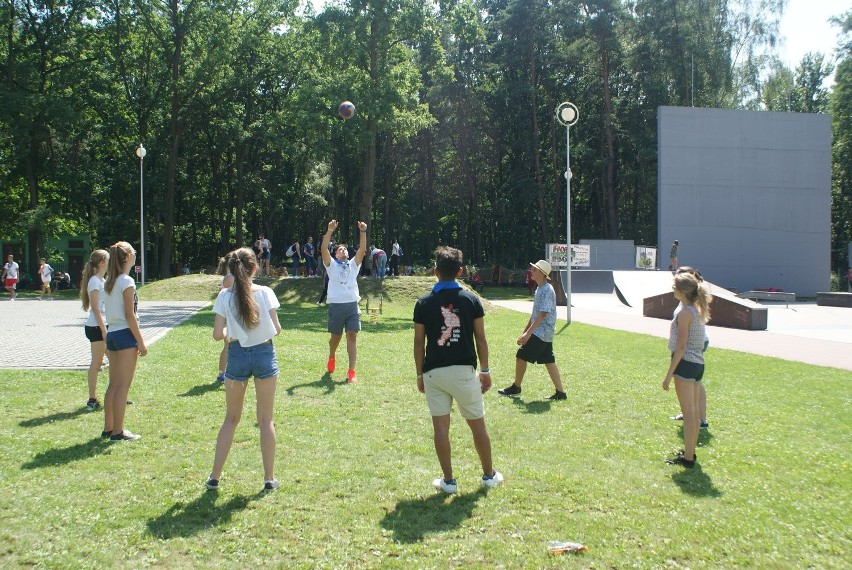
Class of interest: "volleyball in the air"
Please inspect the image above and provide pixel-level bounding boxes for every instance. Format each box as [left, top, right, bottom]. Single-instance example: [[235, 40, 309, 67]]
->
[[338, 101, 356, 120]]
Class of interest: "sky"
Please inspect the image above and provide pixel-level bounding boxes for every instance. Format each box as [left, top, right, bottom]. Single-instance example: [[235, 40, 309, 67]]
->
[[777, 0, 846, 76]]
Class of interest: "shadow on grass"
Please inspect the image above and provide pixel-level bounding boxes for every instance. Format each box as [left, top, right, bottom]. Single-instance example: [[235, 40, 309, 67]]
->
[[285, 372, 347, 396], [676, 426, 715, 448], [146, 490, 264, 539], [671, 464, 722, 497], [510, 397, 553, 414], [178, 381, 222, 397], [19, 407, 91, 427], [380, 488, 487, 543], [21, 437, 111, 469]]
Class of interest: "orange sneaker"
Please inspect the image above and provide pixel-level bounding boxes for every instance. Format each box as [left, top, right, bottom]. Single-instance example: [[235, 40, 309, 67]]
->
[[327, 358, 335, 373], [347, 369, 357, 383]]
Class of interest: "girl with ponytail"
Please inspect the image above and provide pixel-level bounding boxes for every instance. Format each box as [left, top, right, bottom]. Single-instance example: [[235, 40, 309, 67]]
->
[[208, 247, 282, 491], [214, 253, 235, 382], [102, 241, 147, 441], [79, 249, 110, 410], [663, 269, 712, 468]]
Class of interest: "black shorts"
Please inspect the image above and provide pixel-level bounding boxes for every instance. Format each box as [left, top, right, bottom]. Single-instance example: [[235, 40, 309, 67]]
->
[[673, 357, 704, 381], [85, 325, 105, 343], [516, 334, 555, 364]]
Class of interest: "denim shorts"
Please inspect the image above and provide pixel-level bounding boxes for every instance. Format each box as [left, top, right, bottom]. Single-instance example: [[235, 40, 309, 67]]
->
[[226, 340, 279, 381], [106, 328, 138, 351]]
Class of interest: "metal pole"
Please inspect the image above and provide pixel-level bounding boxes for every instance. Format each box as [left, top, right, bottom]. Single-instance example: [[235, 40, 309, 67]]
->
[[138, 147, 145, 285], [565, 125, 572, 323]]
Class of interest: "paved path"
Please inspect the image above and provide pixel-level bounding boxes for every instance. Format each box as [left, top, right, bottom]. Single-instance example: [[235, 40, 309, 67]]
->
[[492, 298, 852, 372], [0, 299, 210, 370]]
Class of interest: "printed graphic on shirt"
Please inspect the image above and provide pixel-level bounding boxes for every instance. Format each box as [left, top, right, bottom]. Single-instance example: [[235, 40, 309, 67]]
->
[[336, 262, 351, 285], [438, 304, 461, 346]]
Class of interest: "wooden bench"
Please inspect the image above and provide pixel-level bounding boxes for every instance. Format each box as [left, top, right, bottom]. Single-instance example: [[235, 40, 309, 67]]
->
[[736, 290, 796, 306]]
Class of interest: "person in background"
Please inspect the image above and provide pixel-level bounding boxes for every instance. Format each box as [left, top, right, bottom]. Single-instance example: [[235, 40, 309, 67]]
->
[[303, 236, 316, 276], [370, 245, 387, 278], [3, 254, 19, 301], [389, 239, 401, 276], [669, 240, 679, 271], [38, 258, 54, 300]]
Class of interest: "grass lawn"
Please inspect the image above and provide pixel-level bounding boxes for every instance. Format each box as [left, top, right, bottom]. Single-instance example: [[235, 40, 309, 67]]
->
[[0, 275, 849, 568]]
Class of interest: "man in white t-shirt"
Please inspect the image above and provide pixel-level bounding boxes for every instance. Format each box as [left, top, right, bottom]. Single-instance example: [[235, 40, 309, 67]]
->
[[321, 219, 368, 383], [38, 258, 54, 300], [3, 254, 19, 301]]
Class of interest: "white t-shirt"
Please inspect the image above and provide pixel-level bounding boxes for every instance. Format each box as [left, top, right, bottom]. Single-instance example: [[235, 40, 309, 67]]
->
[[324, 258, 361, 304], [40, 264, 53, 283], [86, 275, 106, 327], [213, 285, 280, 347], [104, 274, 137, 332], [4, 261, 19, 279], [260, 238, 271, 252]]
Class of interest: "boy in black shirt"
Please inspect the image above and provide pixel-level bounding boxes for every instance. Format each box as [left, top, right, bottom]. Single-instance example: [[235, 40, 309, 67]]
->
[[413, 246, 503, 494]]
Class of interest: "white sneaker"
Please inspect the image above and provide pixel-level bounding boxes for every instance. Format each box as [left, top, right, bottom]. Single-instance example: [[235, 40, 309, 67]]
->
[[432, 477, 457, 494], [263, 479, 280, 491], [481, 470, 504, 489]]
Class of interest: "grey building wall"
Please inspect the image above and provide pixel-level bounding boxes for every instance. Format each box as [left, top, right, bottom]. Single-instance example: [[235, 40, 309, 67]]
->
[[658, 106, 831, 296], [578, 239, 635, 270]]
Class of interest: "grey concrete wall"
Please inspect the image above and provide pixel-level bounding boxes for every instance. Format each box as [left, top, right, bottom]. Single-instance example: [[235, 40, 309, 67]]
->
[[658, 107, 831, 296], [578, 239, 635, 270]]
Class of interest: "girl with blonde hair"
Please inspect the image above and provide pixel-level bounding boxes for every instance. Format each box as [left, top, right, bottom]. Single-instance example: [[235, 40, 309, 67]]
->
[[208, 247, 282, 491], [102, 242, 147, 441], [662, 270, 712, 468], [80, 249, 110, 409]]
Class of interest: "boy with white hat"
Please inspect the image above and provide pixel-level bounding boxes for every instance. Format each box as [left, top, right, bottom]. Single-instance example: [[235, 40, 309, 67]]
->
[[497, 259, 566, 401]]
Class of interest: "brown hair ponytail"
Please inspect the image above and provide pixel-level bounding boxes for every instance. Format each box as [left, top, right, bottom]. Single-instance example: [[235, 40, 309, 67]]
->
[[80, 249, 109, 311], [227, 247, 259, 329], [105, 241, 134, 294]]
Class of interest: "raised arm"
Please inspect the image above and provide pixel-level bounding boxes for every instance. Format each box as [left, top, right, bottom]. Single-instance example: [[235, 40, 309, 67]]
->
[[353, 221, 368, 265], [321, 220, 337, 266]]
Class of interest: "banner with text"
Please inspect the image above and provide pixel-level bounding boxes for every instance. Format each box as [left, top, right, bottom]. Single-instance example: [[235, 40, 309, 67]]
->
[[635, 247, 657, 270], [546, 243, 591, 268]]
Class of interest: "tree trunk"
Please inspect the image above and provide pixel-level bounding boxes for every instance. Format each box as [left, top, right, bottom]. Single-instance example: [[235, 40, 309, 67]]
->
[[600, 44, 618, 238]]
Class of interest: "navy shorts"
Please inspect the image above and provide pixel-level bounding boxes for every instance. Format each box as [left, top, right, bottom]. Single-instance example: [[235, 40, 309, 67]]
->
[[516, 334, 556, 364], [106, 328, 138, 351], [673, 356, 704, 382], [226, 340, 279, 381], [85, 325, 105, 343]]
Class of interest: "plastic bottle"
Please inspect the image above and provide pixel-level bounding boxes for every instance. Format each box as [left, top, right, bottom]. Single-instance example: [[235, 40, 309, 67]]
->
[[547, 540, 588, 554]]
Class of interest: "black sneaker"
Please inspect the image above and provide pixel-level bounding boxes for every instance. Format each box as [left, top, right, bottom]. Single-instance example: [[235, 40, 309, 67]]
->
[[497, 384, 521, 396], [101, 430, 112, 439], [547, 391, 567, 401], [86, 398, 101, 410], [263, 479, 280, 491], [666, 453, 696, 468], [109, 430, 141, 441], [206, 477, 219, 490]]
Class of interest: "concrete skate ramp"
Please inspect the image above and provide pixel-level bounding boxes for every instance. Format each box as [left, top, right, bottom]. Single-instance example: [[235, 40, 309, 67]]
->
[[612, 271, 678, 308], [570, 270, 616, 293], [643, 284, 768, 330]]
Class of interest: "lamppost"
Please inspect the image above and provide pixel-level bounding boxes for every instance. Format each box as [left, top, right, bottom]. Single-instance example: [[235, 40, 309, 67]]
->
[[135, 143, 146, 285], [556, 102, 578, 323]]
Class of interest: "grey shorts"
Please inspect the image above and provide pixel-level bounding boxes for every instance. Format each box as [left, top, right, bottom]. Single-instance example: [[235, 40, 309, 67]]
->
[[327, 301, 361, 335]]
